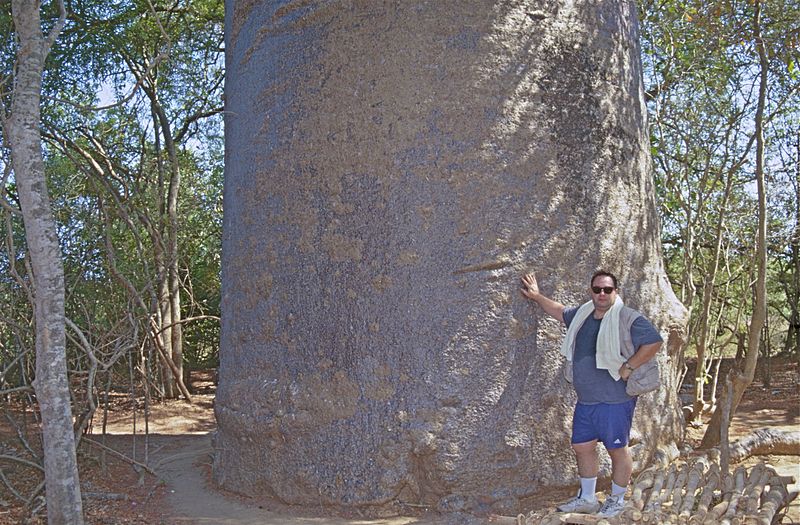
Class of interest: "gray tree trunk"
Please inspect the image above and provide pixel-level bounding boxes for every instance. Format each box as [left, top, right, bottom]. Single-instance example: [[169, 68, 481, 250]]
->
[[150, 98, 184, 399], [787, 136, 799, 356], [215, 0, 688, 513], [4, 1, 84, 523]]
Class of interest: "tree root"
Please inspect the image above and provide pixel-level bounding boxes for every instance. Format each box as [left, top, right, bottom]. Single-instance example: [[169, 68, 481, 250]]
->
[[515, 454, 798, 525]]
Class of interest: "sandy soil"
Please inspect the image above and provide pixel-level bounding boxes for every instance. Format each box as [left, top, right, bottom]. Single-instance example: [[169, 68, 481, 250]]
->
[[100, 362, 798, 525], [1, 362, 797, 524]]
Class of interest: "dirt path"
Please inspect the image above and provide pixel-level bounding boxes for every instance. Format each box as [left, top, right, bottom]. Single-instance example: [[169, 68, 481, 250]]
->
[[99, 395, 443, 525], [148, 433, 435, 525], [128, 411, 798, 525], [2, 368, 795, 524]]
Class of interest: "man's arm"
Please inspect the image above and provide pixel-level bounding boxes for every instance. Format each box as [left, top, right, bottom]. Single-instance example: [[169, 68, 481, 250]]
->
[[521, 272, 565, 324], [618, 341, 662, 380]]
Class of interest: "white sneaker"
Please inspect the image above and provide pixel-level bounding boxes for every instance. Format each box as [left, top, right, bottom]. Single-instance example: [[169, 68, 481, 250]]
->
[[556, 490, 601, 513], [597, 494, 625, 517]]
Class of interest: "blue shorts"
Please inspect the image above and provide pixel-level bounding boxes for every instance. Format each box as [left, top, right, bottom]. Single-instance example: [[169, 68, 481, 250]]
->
[[571, 398, 637, 449]]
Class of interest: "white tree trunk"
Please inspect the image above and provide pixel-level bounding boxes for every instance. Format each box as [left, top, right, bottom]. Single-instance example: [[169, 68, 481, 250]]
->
[[216, 0, 687, 513], [5, 1, 83, 523]]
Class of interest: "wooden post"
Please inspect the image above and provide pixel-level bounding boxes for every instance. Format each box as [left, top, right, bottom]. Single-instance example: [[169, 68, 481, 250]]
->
[[720, 377, 734, 475]]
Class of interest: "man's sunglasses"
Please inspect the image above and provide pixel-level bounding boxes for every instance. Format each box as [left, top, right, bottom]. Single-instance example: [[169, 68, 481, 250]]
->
[[591, 286, 615, 295]]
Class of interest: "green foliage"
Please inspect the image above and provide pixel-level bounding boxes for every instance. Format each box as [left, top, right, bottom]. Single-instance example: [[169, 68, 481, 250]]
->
[[0, 0, 224, 396], [1, 0, 795, 401], [639, 0, 800, 359]]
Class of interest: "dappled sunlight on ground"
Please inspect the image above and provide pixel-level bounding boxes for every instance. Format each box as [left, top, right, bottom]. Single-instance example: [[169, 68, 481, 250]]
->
[[98, 393, 216, 435]]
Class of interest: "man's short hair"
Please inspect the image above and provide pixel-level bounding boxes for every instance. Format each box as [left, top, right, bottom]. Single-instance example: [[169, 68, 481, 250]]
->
[[591, 269, 619, 289]]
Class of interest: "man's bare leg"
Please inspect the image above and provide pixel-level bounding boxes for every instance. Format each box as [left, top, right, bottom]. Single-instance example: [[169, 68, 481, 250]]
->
[[557, 439, 602, 513], [606, 445, 632, 487], [573, 440, 599, 478], [597, 445, 632, 516]]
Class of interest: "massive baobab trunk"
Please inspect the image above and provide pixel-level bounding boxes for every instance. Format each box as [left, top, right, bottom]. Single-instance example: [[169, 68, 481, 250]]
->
[[214, 0, 687, 513]]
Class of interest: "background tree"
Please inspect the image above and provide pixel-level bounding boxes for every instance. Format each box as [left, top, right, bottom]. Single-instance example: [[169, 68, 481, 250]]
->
[[0, 0, 222, 517], [42, 0, 224, 400], [215, 0, 686, 512], [639, 0, 800, 429], [1, 0, 84, 522], [700, 0, 778, 448], [771, 127, 799, 357]]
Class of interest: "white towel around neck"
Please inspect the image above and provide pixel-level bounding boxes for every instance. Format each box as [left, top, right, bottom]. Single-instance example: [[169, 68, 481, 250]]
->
[[560, 296, 626, 380]]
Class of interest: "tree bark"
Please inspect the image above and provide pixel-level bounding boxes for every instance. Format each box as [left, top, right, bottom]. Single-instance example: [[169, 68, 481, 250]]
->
[[4, 1, 84, 523], [150, 98, 184, 399], [215, 0, 687, 512]]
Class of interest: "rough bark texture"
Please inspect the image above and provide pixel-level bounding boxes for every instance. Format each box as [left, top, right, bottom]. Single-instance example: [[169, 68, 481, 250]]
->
[[214, 0, 687, 513], [6, 1, 84, 523]]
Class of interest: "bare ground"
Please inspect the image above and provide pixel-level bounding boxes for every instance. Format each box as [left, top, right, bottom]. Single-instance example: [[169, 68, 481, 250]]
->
[[1, 359, 798, 524]]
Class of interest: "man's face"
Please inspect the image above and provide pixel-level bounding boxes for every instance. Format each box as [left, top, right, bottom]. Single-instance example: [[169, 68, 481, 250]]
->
[[590, 275, 617, 312]]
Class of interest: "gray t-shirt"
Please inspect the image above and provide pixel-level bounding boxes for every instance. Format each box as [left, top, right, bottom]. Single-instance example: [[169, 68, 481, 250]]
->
[[563, 306, 663, 404]]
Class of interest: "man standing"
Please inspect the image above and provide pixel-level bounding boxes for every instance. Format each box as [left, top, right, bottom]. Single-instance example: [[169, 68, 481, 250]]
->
[[520, 270, 662, 517]]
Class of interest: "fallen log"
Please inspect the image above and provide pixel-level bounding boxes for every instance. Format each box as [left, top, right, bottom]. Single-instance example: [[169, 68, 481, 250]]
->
[[643, 462, 668, 512], [670, 462, 690, 514], [678, 457, 708, 519], [630, 468, 655, 511], [722, 466, 748, 519], [743, 464, 771, 515], [745, 477, 798, 525], [688, 462, 719, 524], [83, 491, 129, 501], [728, 428, 800, 462]]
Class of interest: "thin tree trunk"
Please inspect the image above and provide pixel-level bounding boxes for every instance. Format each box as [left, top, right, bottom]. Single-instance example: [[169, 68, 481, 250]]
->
[[691, 170, 735, 423], [682, 222, 697, 309], [148, 93, 183, 399], [4, 1, 84, 523], [701, 0, 769, 448], [157, 259, 175, 398], [158, 100, 184, 397], [146, 100, 179, 399], [762, 321, 771, 388], [788, 134, 800, 357]]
